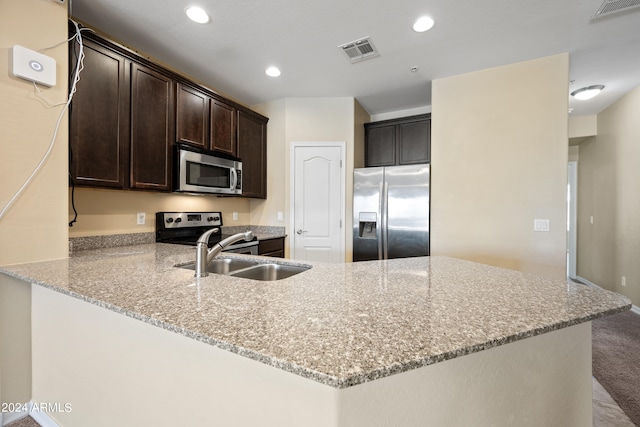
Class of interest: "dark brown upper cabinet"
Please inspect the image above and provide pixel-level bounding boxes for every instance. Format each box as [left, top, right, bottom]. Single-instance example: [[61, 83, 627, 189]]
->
[[70, 27, 268, 198], [176, 83, 209, 149], [69, 38, 130, 189], [176, 83, 238, 157], [237, 110, 268, 199], [70, 34, 175, 192], [210, 98, 237, 157], [130, 63, 175, 191], [364, 114, 431, 167]]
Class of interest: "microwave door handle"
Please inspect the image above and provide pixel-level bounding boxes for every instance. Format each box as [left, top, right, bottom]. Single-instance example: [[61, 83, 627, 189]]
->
[[230, 168, 237, 190]]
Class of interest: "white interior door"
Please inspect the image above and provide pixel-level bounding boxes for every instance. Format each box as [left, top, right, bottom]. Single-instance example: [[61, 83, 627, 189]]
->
[[291, 143, 345, 263]]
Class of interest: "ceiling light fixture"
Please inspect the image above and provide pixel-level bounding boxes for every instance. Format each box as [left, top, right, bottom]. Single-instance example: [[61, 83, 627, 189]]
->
[[570, 85, 605, 100], [265, 66, 281, 77], [413, 16, 435, 32], [185, 6, 210, 24]]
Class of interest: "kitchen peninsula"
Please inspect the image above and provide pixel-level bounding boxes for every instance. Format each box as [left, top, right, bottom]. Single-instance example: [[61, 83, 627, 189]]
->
[[0, 243, 630, 427]]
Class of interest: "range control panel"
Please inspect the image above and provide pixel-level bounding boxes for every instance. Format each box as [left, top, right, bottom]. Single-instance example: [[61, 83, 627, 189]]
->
[[157, 212, 222, 229]]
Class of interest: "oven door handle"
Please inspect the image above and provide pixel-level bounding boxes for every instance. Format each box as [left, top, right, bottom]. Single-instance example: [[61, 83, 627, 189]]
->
[[222, 240, 258, 250]]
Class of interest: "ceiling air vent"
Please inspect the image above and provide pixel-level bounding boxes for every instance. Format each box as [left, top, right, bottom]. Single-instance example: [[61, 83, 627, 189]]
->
[[338, 37, 379, 63], [591, 0, 640, 19]]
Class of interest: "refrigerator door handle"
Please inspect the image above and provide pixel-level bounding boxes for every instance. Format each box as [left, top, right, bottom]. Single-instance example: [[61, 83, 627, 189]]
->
[[377, 181, 384, 259], [381, 181, 389, 260]]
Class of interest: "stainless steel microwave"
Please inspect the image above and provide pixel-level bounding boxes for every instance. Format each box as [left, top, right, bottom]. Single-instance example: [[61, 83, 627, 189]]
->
[[174, 145, 242, 195]]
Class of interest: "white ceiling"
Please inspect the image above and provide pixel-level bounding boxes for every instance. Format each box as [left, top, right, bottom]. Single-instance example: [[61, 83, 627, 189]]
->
[[69, 0, 640, 117]]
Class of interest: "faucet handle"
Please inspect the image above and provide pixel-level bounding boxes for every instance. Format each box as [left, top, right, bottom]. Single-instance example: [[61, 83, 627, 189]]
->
[[243, 231, 254, 241]]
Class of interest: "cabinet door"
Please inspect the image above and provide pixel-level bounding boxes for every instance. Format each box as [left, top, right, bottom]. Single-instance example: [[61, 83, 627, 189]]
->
[[69, 39, 130, 188], [237, 110, 268, 199], [130, 63, 175, 191], [176, 83, 208, 149], [398, 119, 430, 165], [365, 125, 396, 167], [210, 98, 236, 156], [258, 238, 285, 257]]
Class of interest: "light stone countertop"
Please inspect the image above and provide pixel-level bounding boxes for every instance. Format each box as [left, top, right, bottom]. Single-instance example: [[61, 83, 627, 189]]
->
[[0, 244, 631, 388]]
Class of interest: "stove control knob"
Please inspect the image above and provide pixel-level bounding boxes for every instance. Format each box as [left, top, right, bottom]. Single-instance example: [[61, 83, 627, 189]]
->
[[175, 218, 182, 223], [166, 218, 174, 224], [213, 216, 220, 221], [207, 216, 214, 222]]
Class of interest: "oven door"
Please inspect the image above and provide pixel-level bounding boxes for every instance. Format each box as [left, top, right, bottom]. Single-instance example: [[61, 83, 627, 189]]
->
[[177, 148, 242, 195], [222, 240, 259, 255]]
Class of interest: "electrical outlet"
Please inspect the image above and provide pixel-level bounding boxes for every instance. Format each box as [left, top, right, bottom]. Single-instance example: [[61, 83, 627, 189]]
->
[[232, 212, 238, 221], [277, 211, 283, 221], [137, 212, 145, 225], [621, 276, 626, 287], [590, 216, 594, 224]]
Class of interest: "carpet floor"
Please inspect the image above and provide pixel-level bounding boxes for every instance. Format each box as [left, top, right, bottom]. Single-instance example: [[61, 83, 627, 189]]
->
[[592, 309, 640, 426]]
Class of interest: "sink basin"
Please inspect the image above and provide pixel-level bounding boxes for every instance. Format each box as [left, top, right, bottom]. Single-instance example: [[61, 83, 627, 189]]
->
[[229, 263, 310, 281], [180, 258, 258, 274], [179, 258, 311, 281]]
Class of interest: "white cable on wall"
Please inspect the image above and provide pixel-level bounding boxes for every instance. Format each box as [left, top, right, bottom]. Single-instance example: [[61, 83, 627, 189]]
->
[[0, 19, 87, 221]]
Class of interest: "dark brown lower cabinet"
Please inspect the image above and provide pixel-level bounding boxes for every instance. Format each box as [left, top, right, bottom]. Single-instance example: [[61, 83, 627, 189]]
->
[[258, 237, 285, 258]]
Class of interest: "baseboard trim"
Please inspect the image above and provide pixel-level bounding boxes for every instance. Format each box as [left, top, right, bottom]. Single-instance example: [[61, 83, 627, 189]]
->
[[1, 408, 28, 426], [30, 407, 60, 427], [575, 276, 640, 314], [0, 402, 61, 427]]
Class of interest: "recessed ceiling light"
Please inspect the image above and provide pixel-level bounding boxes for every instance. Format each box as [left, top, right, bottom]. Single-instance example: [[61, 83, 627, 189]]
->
[[571, 85, 605, 100], [265, 66, 281, 77], [413, 16, 435, 32], [185, 6, 210, 24]]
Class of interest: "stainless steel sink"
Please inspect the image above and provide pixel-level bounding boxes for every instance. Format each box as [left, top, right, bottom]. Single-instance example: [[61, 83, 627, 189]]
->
[[179, 258, 311, 281], [229, 263, 310, 281], [180, 258, 259, 274]]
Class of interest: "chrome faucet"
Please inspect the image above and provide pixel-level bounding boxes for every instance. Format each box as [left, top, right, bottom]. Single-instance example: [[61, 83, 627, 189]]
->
[[194, 229, 254, 277]]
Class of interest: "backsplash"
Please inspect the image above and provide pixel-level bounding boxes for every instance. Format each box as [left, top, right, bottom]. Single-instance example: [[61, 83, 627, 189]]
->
[[70, 232, 155, 252]]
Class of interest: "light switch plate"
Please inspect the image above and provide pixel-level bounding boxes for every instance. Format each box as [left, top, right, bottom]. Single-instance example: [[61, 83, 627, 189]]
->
[[533, 219, 550, 232], [12, 45, 57, 87]]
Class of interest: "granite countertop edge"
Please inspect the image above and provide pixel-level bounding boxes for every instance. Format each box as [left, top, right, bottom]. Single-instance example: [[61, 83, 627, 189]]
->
[[0, 245, 632, 389], [4, 262, 632, 388]]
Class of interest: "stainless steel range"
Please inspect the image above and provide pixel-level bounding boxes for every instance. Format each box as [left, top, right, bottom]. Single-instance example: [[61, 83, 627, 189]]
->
[[155, 211, 258, 255]]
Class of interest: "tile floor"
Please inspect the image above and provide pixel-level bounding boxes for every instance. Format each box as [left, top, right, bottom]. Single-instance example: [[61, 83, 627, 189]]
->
[[6, 378, 633, 427], [592, 377, 635, 426]]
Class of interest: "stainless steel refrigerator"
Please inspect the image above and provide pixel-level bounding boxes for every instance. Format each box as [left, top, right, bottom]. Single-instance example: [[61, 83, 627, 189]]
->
[[353, 164, 430, 261]]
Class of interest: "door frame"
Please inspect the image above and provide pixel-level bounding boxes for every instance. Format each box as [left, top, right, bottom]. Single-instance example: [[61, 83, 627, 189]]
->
[[289, 142, 346, 261], [567, 161, 578, 279]]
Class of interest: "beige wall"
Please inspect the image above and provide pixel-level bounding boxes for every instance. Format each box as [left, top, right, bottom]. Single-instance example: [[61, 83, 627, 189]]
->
[[0, 0, 68, 412], [68, 188, 250, 237], [577, 84, 640, 305], [0, 0, 69, 264], [0, 276, 32, 417], [431, 54, 569, 279], [569, 115, 597, 139], [251, 97, 369, 261]]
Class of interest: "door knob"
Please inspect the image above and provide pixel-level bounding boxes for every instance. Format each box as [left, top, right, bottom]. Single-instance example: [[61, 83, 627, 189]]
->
[[296, 229, 307, 235]]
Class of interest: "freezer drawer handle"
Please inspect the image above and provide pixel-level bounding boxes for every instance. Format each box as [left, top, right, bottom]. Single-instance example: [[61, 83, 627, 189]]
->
[[296, 229, 308, 235]]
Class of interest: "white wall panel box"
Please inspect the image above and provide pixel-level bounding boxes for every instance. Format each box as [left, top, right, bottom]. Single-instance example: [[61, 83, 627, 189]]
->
[[11, 45, 57, 87]]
